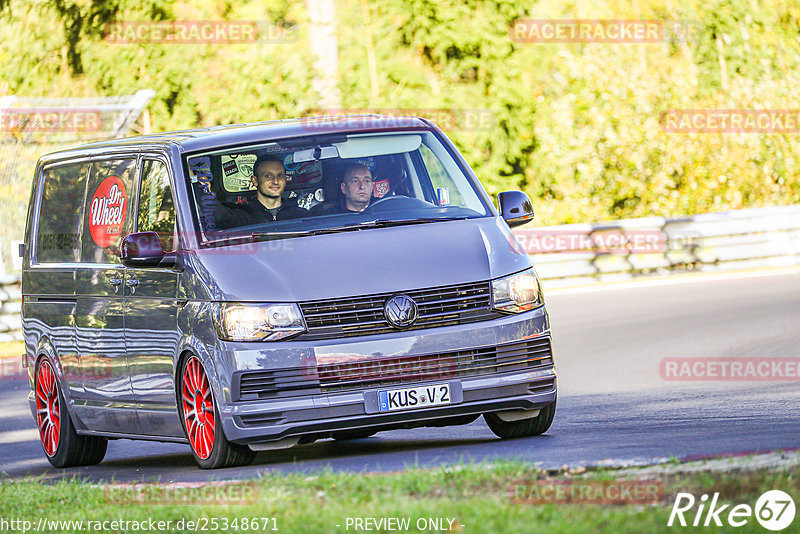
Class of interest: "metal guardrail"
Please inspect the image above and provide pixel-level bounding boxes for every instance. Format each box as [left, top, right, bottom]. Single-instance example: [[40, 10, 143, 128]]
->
[[521, 205, 800, 288], [0, 275, 21, 342], [0, 205, 798, 338], [0, 89, 156, 143]]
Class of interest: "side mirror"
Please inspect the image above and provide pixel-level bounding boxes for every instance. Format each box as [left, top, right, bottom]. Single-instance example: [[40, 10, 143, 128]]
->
[[498, 191, 535, 228], [121, 231, 176, 268]]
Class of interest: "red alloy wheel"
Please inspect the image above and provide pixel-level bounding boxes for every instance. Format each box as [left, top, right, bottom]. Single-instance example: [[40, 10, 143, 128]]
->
[[35, 360, 61, 457], [181, 356, 215, 459]]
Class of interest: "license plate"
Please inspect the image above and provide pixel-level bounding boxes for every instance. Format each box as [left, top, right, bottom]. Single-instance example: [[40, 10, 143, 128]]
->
[[378, 383, 451, 412]]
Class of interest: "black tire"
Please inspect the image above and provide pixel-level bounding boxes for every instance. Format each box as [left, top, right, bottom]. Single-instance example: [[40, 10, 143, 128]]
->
[[332, 428, 378, 440], [35, 356, 108, 468], [484, 400, 556, 439], [178, 354, 256, 469]]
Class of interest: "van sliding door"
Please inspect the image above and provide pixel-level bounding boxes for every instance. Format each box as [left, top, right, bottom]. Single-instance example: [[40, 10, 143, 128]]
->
[[74, 157, 139, 434], [124, 157, 183, 438]]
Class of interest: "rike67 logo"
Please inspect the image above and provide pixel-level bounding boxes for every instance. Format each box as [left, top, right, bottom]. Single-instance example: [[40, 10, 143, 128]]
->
[[89, 176, 127, 248], [669, 490, 796, 531]]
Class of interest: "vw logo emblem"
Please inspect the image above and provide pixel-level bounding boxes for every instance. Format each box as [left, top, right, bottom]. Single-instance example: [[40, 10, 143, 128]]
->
[[384, 295, 418, 328]]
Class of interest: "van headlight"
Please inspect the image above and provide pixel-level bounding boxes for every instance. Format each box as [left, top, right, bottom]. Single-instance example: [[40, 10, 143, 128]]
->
[[491, 268, 543, 313], [214, 303, 306, 341]]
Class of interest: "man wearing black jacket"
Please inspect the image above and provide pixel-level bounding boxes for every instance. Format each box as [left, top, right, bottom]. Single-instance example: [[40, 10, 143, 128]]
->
[[314, 163, 375, 215], [218, 155, 305, 228]]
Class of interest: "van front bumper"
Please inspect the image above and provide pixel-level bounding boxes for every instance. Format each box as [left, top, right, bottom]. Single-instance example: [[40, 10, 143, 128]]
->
[[212, 306, 555, 445]]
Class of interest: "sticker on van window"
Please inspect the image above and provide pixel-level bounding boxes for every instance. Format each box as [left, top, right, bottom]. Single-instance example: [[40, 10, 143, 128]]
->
[[373, 178, 391, 198], [188, 156, 218, 231], [283, 158, 322, 188], [89, 176, 127, 248], [221, 154, 256, 192], [222, 159, 239, 176], [353, 157, 376, 171]]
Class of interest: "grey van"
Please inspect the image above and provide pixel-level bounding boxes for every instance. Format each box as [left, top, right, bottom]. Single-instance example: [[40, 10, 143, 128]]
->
[[22, 116, 556, 469]]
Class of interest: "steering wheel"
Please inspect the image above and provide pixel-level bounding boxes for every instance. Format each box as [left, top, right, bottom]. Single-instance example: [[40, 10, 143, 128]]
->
[[364, 194, 409, 212]]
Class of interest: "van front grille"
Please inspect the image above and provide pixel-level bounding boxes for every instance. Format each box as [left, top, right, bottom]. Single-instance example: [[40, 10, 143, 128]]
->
[[236, 369, 320, 401], [234, 337, 553, 400], [320, 337, 552, 392], [296, 281, 503, 340]]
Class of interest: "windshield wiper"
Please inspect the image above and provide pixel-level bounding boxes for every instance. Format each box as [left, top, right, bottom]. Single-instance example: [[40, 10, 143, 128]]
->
[[250, 224, 363, 240], [245, 217, 469, 241], [250, 229, 331, 239], [355, 217, 469, 228]]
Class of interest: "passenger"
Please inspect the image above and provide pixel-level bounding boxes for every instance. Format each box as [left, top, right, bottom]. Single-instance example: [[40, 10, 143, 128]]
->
[[317, 164, 375, 215], [218, 155, 305, 227]]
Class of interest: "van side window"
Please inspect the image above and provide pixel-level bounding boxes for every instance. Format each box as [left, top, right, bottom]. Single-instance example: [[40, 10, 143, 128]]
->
[[80, 158, 137, 264], [35, 163, 89, 263], [137, 160, 176, 252]]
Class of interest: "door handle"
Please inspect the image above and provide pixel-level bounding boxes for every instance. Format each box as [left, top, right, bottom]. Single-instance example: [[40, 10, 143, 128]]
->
[[108, 276, 122, 294], [125, 278, 139, 294]]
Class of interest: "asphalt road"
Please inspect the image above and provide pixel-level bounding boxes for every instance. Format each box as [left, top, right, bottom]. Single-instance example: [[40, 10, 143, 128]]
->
[[2, 270, 799, 483]]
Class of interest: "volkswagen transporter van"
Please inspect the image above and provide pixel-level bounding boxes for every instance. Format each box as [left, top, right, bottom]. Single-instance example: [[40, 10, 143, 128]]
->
[[21, 116, 556, 469]]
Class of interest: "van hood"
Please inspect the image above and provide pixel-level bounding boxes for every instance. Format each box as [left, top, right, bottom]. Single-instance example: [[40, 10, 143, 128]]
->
[[189, 216, 531, 302]]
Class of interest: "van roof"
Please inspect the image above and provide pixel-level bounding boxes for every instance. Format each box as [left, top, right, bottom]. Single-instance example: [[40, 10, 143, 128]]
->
[[38, 115, 435, 163]]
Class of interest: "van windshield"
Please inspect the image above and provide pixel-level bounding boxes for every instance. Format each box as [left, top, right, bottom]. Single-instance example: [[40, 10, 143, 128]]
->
[[184, 130, 490, 245]]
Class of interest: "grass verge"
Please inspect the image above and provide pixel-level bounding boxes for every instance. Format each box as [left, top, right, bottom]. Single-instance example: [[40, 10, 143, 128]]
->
[[0, 460, 797, 533]]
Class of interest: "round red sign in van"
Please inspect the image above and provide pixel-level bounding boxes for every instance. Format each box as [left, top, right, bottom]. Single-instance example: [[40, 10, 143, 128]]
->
[[89, 176, 127, 248]]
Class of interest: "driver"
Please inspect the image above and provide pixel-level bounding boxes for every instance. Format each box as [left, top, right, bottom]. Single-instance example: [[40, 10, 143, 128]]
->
[[341, 164, 374, 212], [317, 164, 374, 214]]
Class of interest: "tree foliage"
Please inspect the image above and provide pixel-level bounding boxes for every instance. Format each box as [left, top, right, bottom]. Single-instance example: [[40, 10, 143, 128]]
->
[[1, 0, 799, 225]]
